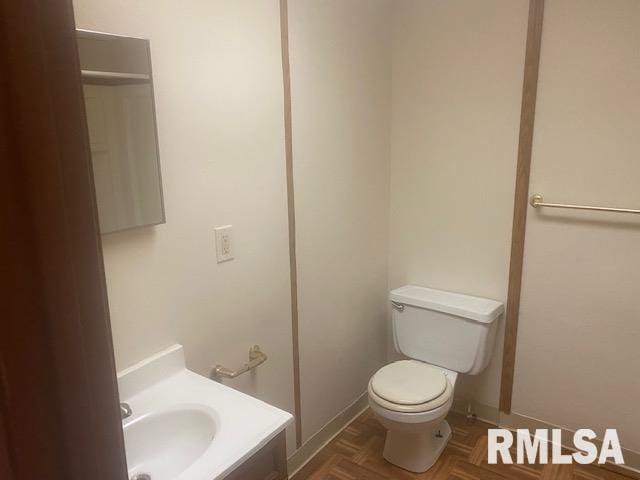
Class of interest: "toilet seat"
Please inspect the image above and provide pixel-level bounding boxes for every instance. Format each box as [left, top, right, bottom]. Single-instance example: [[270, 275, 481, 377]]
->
[[368, 360, 453, 413]]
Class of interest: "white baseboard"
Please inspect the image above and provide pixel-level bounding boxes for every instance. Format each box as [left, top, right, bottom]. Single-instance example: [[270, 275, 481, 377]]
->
[[451, 396, 501, 425], [287, 391, 369, 478]]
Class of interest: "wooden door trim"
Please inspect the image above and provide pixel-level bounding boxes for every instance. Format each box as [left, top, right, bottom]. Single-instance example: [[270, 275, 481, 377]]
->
[[0, 0, 128, 478], [279, 0, 303, 448], [499, 0, 546, 413]]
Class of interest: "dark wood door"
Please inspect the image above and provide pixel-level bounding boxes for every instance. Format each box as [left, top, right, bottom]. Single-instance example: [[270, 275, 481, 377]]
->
[[0, 0, 128, 479]]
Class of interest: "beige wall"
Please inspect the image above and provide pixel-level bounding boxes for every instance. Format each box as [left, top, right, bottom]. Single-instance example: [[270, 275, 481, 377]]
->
[[73, 0, 297, 452], [288, 0, 393, 442], [513, 0, 640, 452], [74, 0, 640, 458], [388, 0, 529, 408]]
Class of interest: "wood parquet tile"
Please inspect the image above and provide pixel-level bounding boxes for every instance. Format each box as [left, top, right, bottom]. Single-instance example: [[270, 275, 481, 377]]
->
[[292, 409, 636, 480]]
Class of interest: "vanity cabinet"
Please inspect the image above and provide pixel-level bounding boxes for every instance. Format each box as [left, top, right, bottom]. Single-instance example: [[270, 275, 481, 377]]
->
[[225, 431, 288, 480]]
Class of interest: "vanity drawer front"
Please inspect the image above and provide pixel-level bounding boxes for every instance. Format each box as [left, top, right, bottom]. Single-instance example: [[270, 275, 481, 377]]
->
[[225, 431, 287, 480]]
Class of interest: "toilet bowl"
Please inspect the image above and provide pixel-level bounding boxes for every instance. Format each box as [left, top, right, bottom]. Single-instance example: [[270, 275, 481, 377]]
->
[[367, 360, 458, 472], [370, 285, 503, 473]]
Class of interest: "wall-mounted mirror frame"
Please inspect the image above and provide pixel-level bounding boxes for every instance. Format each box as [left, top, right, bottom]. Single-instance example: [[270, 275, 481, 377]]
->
[[77, 29, 166, 234]]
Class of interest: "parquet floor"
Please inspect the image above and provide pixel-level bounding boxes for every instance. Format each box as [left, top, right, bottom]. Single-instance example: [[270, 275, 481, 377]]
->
[[292, 409, 636, 480]]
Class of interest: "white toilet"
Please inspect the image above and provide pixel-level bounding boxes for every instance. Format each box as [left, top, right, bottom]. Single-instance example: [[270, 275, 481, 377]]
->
[[368, 285, 503, 473]]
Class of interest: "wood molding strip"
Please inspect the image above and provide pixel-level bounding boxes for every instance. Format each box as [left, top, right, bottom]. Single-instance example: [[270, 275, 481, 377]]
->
[[499, 0, 545, 414], [279, 0, 303, 448]]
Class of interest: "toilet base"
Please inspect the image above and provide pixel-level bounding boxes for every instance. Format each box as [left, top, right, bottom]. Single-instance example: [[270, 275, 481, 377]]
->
[[382, 420, 451, 473]]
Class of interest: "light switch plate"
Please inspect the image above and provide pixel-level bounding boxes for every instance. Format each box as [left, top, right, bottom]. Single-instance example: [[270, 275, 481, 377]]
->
[[214, 225, 234, 263]]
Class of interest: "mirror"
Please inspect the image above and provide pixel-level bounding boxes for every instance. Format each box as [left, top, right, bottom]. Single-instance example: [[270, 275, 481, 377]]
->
[[77, 30, 165, 234]]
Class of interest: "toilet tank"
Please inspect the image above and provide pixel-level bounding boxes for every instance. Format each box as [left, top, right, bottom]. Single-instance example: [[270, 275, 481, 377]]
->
[[390, 285, 503, 375]]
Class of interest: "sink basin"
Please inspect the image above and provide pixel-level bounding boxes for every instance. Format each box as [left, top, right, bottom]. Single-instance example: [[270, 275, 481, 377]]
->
[[117, 345, 293, 479], [124, 405, 218, 480]]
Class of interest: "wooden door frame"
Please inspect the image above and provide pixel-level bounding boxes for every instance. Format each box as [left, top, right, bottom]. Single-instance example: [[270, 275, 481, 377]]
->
[[499, 0, 546, 414], [0, 0, 128, 479]]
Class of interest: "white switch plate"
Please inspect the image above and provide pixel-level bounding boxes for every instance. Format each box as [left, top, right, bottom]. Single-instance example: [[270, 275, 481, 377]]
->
[[214, 225, 234, 263]]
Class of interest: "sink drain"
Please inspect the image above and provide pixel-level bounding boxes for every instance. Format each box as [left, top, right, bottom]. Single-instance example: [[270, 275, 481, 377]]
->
[[131, 474, 151, 480]]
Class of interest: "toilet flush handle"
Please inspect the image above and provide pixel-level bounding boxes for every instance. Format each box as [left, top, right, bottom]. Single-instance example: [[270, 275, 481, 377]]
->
[[390, 301, 405, 312]]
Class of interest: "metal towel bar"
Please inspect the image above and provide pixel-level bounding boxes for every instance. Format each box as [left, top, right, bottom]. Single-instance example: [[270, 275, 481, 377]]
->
[[530, 194, 640, 215], [209, 345, 267, 382]]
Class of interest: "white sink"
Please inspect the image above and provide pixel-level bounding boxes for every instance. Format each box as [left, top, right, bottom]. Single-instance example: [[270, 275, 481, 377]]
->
[[124, 405, 218, 480], [117, 345, 293, 480]]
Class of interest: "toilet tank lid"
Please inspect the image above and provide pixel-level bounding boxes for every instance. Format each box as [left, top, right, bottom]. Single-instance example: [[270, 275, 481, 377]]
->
[[390, 285, 504, 324]]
